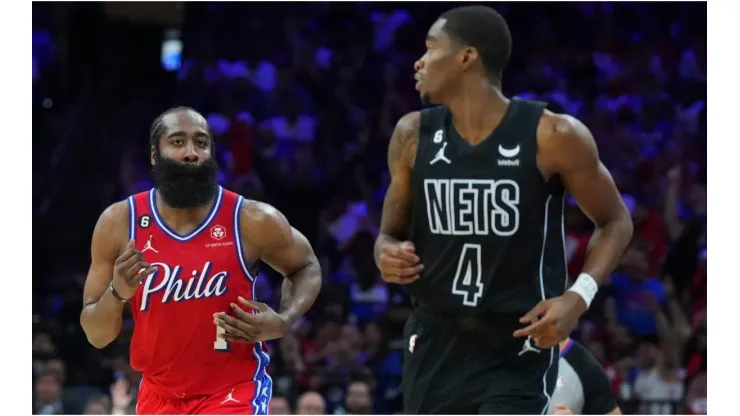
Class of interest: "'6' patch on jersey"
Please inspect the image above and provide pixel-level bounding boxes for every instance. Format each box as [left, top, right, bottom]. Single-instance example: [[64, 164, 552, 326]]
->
[[139, 215, 151, 228]]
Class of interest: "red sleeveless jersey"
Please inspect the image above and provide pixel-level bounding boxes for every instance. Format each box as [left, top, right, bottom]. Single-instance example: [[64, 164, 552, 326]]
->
[[126, 186, 272, 400]]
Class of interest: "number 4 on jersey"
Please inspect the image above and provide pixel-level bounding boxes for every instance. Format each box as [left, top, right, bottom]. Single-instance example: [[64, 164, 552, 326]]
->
[[451, 243, 484, 307]]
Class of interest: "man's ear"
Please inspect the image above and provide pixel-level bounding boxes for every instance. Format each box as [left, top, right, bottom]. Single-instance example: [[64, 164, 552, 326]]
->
[[459, 46, 479, 71]]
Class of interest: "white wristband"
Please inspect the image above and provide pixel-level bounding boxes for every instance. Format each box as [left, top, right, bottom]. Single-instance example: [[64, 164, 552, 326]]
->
[[567, 273, 599, 308]]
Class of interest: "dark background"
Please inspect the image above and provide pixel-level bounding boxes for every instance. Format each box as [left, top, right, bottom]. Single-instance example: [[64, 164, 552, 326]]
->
[[32, 2, 706, 414]]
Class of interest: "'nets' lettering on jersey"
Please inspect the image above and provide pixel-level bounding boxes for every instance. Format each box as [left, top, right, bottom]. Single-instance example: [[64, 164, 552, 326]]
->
[[140, 261, 230, 311], [423, 179, 520, 236]]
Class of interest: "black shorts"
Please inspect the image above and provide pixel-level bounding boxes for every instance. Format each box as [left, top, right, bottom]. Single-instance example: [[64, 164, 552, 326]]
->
[[402, 307, 559, 415]]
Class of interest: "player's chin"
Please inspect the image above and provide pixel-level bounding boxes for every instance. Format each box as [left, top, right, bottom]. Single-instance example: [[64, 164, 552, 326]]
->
[[420, 91, 433, 107]]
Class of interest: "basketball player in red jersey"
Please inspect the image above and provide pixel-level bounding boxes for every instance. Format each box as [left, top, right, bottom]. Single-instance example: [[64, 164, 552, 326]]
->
[[80, 107, 322, 415]]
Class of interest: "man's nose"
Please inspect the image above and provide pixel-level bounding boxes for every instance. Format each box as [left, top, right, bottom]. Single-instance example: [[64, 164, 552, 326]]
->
[[414, 59, 424, 71], [182, 144, 199, 163]]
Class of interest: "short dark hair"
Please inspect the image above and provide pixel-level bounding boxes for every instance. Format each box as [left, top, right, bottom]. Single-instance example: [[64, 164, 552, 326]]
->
[[148, 106, 211, 148], [348, 369, 375, 390], [440, 5, 512, 82]]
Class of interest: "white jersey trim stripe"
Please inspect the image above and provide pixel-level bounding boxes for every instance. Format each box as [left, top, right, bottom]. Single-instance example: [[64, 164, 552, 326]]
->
[[234, 195, 256, 282], [538, 195, 556, 414], [148, 186, 224, 242], [560, 195, 568, 291], [127, 196, 136, 241]]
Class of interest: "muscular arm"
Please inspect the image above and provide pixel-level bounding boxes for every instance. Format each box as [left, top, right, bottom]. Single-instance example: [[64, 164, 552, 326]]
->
[[374, 111, 420, 263], [539, 114, 633, 293], [80, 202, 128, 349], [241, 201, 321, 328]]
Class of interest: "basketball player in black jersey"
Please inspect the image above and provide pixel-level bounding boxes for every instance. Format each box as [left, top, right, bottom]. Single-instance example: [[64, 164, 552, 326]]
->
[[374, 6, 634, 414]]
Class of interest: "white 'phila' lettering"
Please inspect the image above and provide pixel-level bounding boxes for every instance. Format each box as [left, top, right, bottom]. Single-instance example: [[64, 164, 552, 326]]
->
[[140, 262, 230, 311]]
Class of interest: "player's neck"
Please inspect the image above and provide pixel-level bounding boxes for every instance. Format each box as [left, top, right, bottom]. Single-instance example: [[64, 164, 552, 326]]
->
[[154, 190, 216, 233], [446, 81, 508, 144]]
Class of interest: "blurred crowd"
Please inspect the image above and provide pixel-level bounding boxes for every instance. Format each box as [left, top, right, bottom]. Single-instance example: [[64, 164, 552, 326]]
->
[[32, 2, 706, 415]]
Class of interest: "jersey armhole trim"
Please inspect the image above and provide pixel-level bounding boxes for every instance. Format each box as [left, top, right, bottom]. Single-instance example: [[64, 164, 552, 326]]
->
[[234, 195, 256, 282], [127, 196, 137, 241], [560, 195, 568, 290]]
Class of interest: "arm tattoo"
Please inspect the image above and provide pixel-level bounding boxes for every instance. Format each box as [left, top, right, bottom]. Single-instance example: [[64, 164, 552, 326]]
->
[[387, 113, 420, 168], [379, 113, 420, 241]]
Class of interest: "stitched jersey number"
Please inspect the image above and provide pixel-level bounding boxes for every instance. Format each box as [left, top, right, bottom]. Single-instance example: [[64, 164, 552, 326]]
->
[[139, 216, 150, 228], [214, 324, 229, 351], [451, 243, 484, 307]]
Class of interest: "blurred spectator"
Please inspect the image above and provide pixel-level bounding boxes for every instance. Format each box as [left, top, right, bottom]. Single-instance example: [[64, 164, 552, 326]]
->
[[297, 390, 326, 414], [109, 378, 135, 415], [362, 321, 403, 413], [341, 379, 375, 414], [34, 369, 65, 414], [684, 372, 707, 415], [633, 346, 685, 414], [83, 395, 111, 415], [33, 331, 58, 377], [662, 166, 706, 296], [345, 233, 388, 325], [683, 326, 706, 381], [270, 395, 293, 415], [226, 119, 256, 177], [260, 101, 317, 143], [607, 241, 666, 338], [271, 332, 306, 401]]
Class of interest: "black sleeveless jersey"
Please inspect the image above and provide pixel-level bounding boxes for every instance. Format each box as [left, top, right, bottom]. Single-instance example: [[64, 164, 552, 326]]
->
[[406, 99, 568, 316]]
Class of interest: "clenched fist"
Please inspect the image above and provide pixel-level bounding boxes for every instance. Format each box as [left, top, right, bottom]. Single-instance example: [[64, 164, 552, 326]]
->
[[376, 241, 424, 285], [112, 239, 157, 300]]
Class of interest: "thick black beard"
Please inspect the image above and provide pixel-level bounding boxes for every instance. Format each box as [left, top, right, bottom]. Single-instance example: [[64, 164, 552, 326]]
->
[[151, 155, 219, 209]]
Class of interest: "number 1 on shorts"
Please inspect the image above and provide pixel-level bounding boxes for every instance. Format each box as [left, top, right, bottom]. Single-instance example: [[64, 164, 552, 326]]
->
[[214, 324, 229, 351]]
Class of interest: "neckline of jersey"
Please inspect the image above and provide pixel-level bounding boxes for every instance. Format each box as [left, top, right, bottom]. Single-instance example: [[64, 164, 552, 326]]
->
[[446, 98, 520, 152], [148, 185, 224, 242]]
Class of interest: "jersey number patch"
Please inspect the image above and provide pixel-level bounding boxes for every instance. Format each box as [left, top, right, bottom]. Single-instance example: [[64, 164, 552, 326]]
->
[[451, 243, 484, 307], [139, 215, 151, 228]]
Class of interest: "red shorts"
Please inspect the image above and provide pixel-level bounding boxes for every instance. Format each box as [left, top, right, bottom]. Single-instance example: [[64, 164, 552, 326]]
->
[[136, 376, 272, 415]]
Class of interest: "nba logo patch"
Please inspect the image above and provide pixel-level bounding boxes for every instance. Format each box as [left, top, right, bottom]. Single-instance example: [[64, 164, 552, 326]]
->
[[211, 225, 226, 240], [556, 376, 565, 391], [409, 334, 418, 354]]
